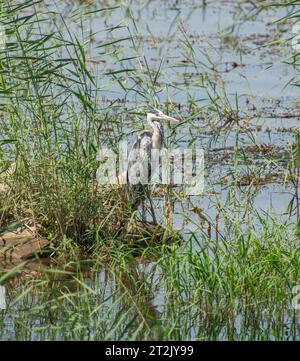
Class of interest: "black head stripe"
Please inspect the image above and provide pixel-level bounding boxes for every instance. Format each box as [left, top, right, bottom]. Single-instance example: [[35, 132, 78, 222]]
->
[[148, 109, 160, 115]]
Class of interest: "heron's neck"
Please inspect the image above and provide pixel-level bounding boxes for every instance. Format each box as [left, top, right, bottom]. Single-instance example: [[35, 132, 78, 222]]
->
[[147, 115, 164, 148], [147, 114, 155, 127], [147, 115, 160, 130]]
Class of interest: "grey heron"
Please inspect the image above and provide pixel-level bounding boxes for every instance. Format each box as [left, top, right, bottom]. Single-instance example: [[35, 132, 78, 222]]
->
[[126, 109, 179, 223]]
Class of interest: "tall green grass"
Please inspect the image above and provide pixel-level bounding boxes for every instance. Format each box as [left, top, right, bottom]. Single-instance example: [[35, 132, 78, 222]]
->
[[0, 0, 135, 243], [1, 215, 299, 340]]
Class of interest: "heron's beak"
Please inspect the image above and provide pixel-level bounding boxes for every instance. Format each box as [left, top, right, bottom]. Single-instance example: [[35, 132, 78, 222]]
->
[[161, 114, 179, 123]]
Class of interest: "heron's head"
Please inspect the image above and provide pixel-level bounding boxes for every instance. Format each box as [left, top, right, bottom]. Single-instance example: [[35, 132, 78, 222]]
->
[[147, 109, 179, 124]]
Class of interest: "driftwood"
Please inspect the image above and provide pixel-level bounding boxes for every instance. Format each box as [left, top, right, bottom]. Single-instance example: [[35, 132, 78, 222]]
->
[[1, 168, 50, 261], [0, 219, 50, 261]]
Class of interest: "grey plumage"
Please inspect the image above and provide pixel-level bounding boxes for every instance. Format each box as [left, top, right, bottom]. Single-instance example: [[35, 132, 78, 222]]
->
[[126, 110, 179, 219], [127, 131, 153, 208]]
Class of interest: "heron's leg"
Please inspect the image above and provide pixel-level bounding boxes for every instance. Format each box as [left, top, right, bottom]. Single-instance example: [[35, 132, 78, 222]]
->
[[149, 199, 158, 225], [145, 186, 157, 225], [141, 197, 147, 222]]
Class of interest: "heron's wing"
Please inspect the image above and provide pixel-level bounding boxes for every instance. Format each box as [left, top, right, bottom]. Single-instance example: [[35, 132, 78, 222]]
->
[[128, 130, 153, 183], [128, 130, 153, 168]]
